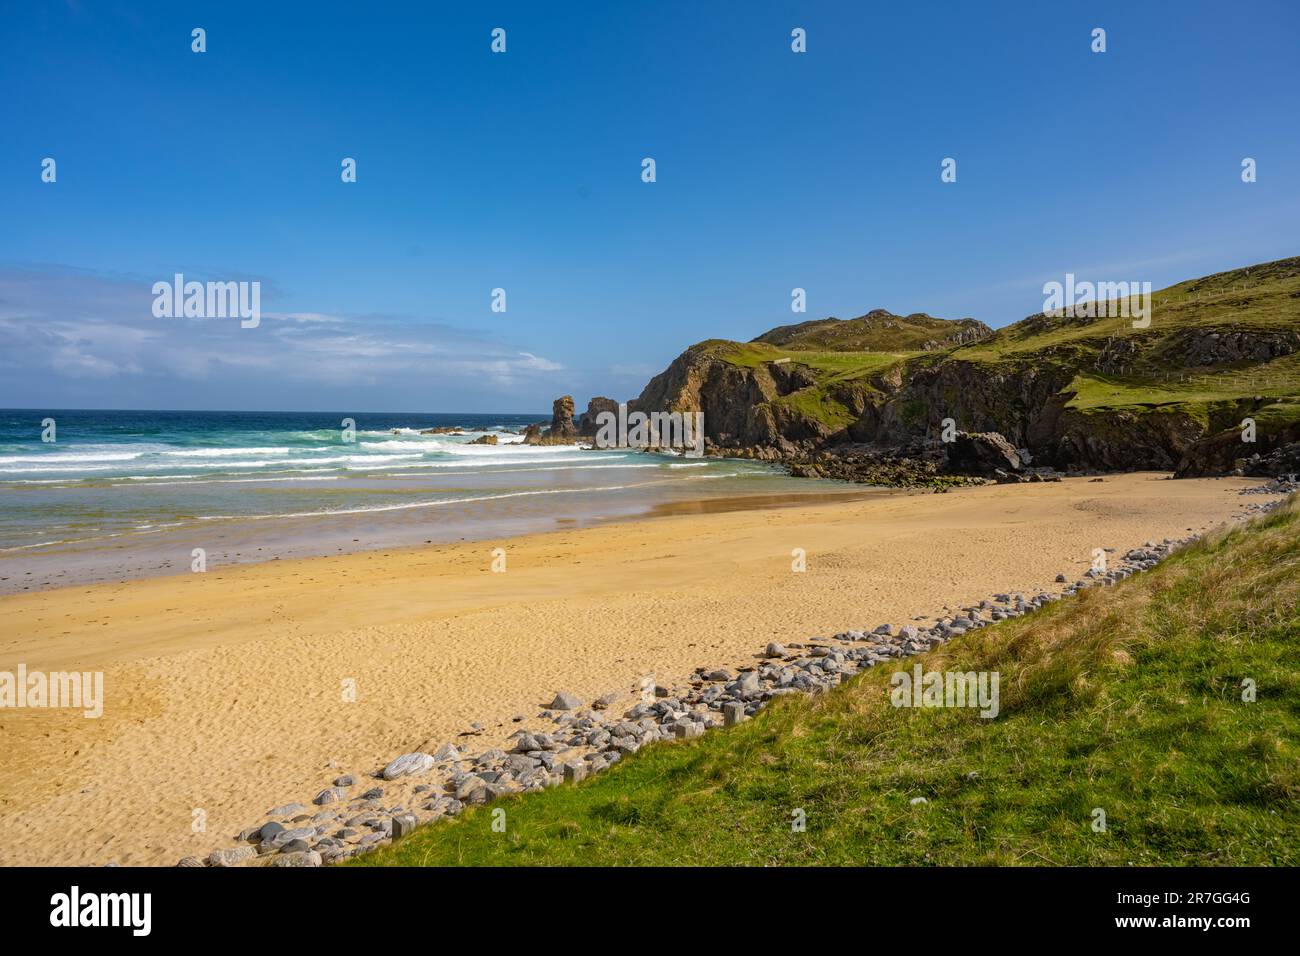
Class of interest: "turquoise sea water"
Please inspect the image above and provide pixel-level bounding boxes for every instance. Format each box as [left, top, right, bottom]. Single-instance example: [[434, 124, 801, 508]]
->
[[0, 409, 848, 592]]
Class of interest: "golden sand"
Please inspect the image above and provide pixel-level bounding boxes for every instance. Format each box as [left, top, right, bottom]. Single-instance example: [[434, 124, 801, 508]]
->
[[0, 473, 1269, 865]]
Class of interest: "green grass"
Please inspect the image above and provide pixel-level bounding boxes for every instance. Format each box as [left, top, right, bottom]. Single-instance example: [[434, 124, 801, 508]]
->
[[772, 386, 861, 430], [956, 257, 1300, 364], [781, 350, 913, 379], [701, 342, 915, 434], [682, 257, 1300, 443], [753, 310, 992, 352], [355, 498, 1300, 867], [708, 341, 911, 378], [1055, 360, 1298, 413]]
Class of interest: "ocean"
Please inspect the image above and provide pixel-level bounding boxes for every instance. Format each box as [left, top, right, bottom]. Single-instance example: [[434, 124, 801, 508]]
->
[[0, 409, 865, 592]]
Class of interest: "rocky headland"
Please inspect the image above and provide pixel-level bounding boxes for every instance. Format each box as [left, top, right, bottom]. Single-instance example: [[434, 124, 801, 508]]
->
[[531, 257, 1300, 488]]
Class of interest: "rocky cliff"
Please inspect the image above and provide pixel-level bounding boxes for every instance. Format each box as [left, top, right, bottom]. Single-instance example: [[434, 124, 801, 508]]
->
[[617, 257, 1300, 479]]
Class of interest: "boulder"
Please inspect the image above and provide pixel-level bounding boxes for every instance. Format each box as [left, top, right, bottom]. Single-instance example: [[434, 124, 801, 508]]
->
[[432, 743, 461, 762], [945, 431, 1022, 476], [208, 846, 257, 867], [382, 753, 436, 780], [578, 396, 620, 438], [548, 691, 582, 710]]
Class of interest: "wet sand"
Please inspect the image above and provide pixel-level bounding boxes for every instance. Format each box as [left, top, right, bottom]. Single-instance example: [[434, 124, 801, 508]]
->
[[0, 473, 1271, 865]]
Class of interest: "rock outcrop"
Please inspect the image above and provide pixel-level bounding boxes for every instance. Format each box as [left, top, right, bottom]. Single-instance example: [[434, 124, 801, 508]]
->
[[577, 397, 619, 437], [523, 396, 581, 445], [945, 431, 1023, 476], [550, 396, 577, 438], [535, 258, 1298, 482], [621, 257, 1300, 480]]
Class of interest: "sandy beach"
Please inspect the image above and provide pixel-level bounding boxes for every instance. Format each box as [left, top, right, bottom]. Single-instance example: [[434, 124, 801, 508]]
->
[[0, 473, 1272, 866]]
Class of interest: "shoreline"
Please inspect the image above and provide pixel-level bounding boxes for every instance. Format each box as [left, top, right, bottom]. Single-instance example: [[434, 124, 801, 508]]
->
[[0, 473, 1279, 866], [0, 470, 881, 597]]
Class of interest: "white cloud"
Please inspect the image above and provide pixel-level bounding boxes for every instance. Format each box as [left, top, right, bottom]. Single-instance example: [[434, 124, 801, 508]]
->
[[0, 266, 567, 410]]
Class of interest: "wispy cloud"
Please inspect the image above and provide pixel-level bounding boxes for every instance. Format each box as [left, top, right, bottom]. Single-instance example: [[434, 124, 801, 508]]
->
[[0, 266, 566, 410]]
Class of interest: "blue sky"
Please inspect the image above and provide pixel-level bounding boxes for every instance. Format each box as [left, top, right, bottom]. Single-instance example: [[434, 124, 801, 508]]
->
[[1, 0, 1297, 413]]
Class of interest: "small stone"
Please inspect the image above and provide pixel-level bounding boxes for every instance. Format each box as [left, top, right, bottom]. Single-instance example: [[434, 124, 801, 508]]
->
[[722, 701, 747, 726], [259, 821, 286, 842], [392, 813, 418, 839], [511, 733, 542, 753], [432, 743, 460, 762], [910, 797, 928, 806], [314, 787, 347, 805], [563, 763, 587, 784], [733, 671, 761, 696], [548, 691, 583, 710], [382, 753, 436, 780], [764, 642, 787, 658], [272, 850, 322, 868], [455, 776, 486, 800], [176, 856, 205, 868], [208, 846, 257, 867], [266, 803, 306, 818], [333, 775, 355, 788]]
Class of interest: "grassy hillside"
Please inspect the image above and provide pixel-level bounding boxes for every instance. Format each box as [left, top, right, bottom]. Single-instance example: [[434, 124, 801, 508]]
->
[[754, 309, 991, 352], [678, 339, 916, 433], [356, 498, 1300, 867], [956, 257, 1300, 425], [717, 310, 987, 435], [656, 257, 1300, 458], [960, 257, 1300, 363]]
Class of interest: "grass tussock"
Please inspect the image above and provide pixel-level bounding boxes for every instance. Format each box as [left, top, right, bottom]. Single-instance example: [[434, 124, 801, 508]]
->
[[356, 498, 1300, 867]]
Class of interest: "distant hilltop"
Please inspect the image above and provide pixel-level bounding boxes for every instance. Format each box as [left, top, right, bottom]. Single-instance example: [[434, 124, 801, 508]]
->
[[753, 309, 993, 353], [541, 256, 1300, 483]]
